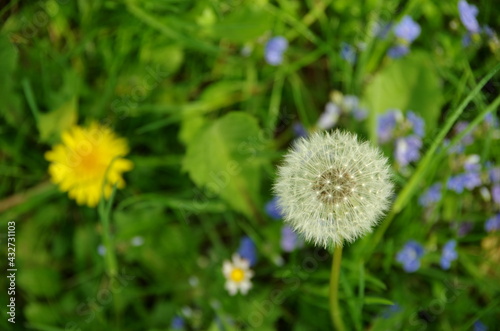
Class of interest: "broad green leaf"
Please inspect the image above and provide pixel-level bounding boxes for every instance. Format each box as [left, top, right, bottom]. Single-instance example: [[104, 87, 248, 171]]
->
[[210, 5, 273, 43], [363, 51, 443, 140], [37, 97, 78, 143], [182, 112, 264, 217], [179, 114, 206, 145]]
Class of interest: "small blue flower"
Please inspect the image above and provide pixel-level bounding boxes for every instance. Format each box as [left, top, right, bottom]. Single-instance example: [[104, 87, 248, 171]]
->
[[454, 121, 474, 145], [394, 16, 421, 43], [462, 172, 482, 190], [342, 95, 359, 110], [485, 214, 500, 232], [447, 173, 481, 193], [380, 303, 401, 318], [492, 184, 500, 204], [387, 44, 409, 58], [265, 197, 283, 220], [293, 123, 308, 138], [484, 112, 499, 128], [281, 225, 304, 252], [317, 102, 341, 130], [377, 110, 400, 143], [98, 244, 106, 256], [171, 316, 185, 330], [419, 183, 442, 207], [458, 0, 480, 34], [440, 240, 458, 270], [395, 135, 422, 167], [265, 36, 288, 65], [396, 240, 425, 273], [463, 155, 481, 172], [484, 26, 495, 38], [406, 111, 425, 137], [489, 167, 500, 183], [340, 42, 356, 64], [343, 95, 367, 120], [462, 33, 473, 47], [238, 236, 257, 266], [473, 320, 488, 331]]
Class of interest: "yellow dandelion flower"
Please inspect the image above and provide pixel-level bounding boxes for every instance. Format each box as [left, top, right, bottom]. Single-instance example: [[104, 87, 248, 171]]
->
[[45, 122, 133, 207]]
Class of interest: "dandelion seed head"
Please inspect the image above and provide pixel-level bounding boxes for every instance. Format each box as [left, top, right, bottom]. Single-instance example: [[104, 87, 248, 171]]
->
[[274, 131, 393, 247]]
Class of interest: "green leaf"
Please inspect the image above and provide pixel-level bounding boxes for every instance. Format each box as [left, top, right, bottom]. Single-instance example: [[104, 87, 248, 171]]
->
[[182, 112, 264, 217], [24, 303, 60, 326], [364, 296, 395, 306], [363, 51, 443, 140], [0, 33, 21, 125], [139, 43, 184, 75], [210, 5, 273, 43], [37, 97, 78, 143], [18, 268, 61, 297]]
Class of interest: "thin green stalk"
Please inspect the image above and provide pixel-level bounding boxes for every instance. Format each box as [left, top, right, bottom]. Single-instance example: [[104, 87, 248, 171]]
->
[[329, 245, 346, 331], [98, 185, 118, 278]]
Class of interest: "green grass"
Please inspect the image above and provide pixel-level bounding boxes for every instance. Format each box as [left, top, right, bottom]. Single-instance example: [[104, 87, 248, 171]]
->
[[1, 0, 499, 330]]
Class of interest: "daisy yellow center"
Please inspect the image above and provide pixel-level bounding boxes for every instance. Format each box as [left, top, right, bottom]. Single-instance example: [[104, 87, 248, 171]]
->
[[230, 268, 245, 282]]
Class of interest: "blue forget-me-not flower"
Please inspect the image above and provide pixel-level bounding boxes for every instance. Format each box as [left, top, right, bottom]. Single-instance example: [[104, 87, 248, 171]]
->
[[265, 197, 283, 220], [340, 42, 356, 64], [440, 240, 458, 270], [281, 225, 304, 252], [265, 36, 288, 65], [238, 236, 257, 266], [419, 183, 442, 207], [396, 240, 425, 273], [473, 320, 488, 331], [395, 135, 422, 167], [388, 16, 421, 58], [485, 214, 500, 233], [458, 0, 480, 34]]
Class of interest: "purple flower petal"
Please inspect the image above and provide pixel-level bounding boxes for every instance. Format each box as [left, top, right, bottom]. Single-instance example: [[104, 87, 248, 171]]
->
[[394, 16, 421, 42], [458, 0, 480, 34]]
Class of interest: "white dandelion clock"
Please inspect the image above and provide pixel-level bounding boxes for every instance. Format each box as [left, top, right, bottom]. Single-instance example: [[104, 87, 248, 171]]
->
[[222, 254, 254, 295], [274, 131, 393, 247]]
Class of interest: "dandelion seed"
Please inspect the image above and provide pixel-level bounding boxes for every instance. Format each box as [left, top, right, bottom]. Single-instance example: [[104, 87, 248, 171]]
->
[[274, 131, 393, 247], [45, 122, 133, 207], [222, 254, 254, 295]]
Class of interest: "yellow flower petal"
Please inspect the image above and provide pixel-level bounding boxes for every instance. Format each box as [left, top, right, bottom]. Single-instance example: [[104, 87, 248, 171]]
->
[[45, 122, 133, 207]]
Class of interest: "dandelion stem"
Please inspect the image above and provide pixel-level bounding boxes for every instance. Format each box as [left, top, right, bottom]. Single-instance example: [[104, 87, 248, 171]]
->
[[329, 245, 346, 331], [98, 185, 118, 278]]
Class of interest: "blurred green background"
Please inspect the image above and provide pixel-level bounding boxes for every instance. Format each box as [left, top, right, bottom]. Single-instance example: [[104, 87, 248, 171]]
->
[[0, 0, 499, 330]]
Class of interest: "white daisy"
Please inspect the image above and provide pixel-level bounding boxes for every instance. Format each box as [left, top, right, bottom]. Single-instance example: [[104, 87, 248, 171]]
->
[[222, 254, 254, 295]]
